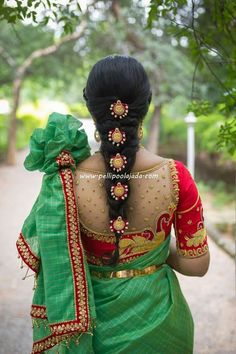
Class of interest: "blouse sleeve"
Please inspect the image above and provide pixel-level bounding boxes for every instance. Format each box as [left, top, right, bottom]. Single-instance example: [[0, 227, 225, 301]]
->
[[173, 160, 209, 258]]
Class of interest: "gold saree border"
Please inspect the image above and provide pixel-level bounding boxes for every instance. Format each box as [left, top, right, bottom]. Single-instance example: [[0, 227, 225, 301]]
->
[[31, 305, 47, 320], [47, 168, 90, 336], [31, 332, 82, 354], [16, 233, 40, 273]]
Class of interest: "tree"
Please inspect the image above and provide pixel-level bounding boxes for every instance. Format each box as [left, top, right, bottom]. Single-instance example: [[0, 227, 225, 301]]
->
[[0, 20, 87, 164], [147, 0, 236, 154], [0, 0, 82, 33]]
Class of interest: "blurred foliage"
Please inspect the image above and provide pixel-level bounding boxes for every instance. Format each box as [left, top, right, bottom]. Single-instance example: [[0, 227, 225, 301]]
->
[[69, 102, 90, 118], [0, 0, 81, 33], [161, 97, 236, 160], [0, 21, 85, 90], [197, 180, 235, 208], [0, 0, 235, 162], [0, 111, 43, 157], [147, 0, 236, 155], [0, 115, 8, 154], [16, 113, 44, 149]]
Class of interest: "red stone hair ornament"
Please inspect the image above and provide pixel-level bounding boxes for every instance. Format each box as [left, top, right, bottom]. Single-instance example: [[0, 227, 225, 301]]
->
[[108, 128, 126, 146], [110, 100, 129, 119], [111, 182, 128, 200], [110, 216, 129, 234], [110, 153, 127, 172]]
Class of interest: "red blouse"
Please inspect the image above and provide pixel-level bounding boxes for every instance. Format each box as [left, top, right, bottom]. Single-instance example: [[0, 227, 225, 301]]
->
[[79, 159, 209, 265]]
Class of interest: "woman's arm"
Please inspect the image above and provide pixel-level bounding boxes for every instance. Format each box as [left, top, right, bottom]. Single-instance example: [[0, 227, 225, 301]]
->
[[168, 160, 210, 277], [166, 235, 210, 277]]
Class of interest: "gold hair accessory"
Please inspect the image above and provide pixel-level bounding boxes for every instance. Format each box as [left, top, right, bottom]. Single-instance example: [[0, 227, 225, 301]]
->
[[108, 128, 126, 146], [111, 182, 128, 200], [110, 153, 127, 172], [110, 216, 129, 234], [110, 100, 128, 119], [94, 129, 101, 142]]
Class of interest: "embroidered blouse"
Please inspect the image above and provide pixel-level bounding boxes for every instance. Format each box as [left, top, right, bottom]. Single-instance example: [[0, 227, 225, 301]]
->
[[75, 158, 209, 266]]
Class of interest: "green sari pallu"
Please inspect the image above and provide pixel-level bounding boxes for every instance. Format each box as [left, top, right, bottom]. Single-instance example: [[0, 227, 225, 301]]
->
[[17, 112, 194, 354]]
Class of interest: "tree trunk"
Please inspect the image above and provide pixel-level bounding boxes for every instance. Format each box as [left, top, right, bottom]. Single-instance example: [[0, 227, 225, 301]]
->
[[6, 77, 22, 165], [146, 105, 161, 154], [4, 21, 86, 165]]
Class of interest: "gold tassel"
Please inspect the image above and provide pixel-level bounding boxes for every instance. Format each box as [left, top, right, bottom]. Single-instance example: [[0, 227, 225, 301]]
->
[[33, 274, 38, 290]]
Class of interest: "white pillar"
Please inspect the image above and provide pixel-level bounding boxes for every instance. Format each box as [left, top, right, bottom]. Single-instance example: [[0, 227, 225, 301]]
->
[[184, 112, 197, 178]]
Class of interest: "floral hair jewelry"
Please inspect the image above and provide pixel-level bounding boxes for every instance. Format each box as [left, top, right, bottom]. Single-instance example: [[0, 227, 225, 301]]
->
[[110, 100, 128, 119], [111, 182, 128, 200], [108, 128, 126, 146], [110, 216, 129, 234], [110, 153, 127, 172]]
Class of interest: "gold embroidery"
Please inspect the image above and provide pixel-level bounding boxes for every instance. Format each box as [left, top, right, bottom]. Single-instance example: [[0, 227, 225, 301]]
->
[[119, 230, 165, 258], [185, 228, 207, 247], [168, 159, 180, 212], [80, 222, 160, 244], [176, 228, 209, 258], [58, 168, 90, 335], [50, 321, 86, 335], [31, 305, 47, 319], [16, 233, 40, 273], [177, 244, 209, 258], [32, 332, 85, 354], [80, 222, 115, 244]]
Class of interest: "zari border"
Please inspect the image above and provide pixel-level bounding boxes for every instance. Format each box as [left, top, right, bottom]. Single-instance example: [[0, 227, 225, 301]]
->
[[31, 305, 47, 320], [16, 233, 39, 273], [177, 243, 209, 258], [168, 159, 180, 209], [48, 168, 90, 336], [32, 332, 82, 354]]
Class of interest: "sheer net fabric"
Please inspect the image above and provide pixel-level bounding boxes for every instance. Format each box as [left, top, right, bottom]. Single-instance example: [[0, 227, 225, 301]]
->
[[75, 158, 179, 264]]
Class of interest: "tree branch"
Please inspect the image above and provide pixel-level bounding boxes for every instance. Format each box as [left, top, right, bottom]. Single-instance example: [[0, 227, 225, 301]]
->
[[0, 46, 16, 67], [16, 20, 87, 79], [191, 56, 200, 101], [191, 0, 235, 102]]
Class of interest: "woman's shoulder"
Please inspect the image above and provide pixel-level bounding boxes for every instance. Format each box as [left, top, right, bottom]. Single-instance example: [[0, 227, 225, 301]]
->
[[76, 148, 169, 174], [76, 152, 106, 173]]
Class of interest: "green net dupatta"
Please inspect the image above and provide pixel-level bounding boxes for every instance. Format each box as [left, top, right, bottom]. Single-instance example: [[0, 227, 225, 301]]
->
[[16, 112, 95, 354]]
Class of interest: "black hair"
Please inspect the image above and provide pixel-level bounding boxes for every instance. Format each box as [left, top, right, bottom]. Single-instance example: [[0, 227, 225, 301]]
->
[[83, 54, 152, 265]]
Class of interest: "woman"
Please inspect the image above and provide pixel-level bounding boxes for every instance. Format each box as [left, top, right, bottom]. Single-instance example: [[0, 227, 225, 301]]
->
[[17, 55, 210, 354]]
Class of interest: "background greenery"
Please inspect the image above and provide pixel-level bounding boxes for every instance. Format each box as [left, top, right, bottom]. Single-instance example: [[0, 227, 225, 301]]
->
[[0, 0, 235, 164]]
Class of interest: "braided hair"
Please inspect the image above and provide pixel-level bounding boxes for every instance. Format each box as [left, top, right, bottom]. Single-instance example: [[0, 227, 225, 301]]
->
[[83, 55, 152, 265]]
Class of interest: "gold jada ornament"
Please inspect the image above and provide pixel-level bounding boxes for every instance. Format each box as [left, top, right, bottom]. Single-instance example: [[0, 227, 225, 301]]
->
[[110, 100, 129, 119], [111, 182, 128, 200], [110, 153, 127, 172], [110, 216, 129, 234], [108, 128, 126, 146]]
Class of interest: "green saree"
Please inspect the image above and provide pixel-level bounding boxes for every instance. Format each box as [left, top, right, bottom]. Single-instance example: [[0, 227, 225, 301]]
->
[[89, 235, 194, 354], [46, 235, 194, 354], [17, 113, 193, 354]]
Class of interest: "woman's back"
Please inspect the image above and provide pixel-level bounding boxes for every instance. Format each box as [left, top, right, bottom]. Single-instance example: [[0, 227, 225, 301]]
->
[[75, 148, 169, 234], [75, 148, 208, 266]]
